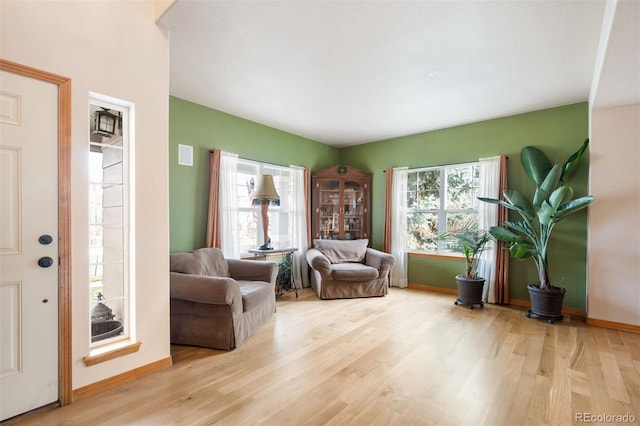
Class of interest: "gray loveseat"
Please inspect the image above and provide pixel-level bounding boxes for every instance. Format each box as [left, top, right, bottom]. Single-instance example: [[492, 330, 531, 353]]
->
[[305, 239, 395, 299], [169, 247, 278, 350]]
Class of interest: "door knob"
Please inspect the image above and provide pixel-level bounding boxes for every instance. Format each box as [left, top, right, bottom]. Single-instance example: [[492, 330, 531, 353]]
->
[[38, 257, 54, 268], [39, 234, 53, 245]]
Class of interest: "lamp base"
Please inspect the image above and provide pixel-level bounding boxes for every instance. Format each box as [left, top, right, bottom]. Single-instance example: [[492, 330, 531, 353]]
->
[[258, 238, 273, 250]]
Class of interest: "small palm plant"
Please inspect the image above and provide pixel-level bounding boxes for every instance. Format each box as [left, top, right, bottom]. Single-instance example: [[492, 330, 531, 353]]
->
[[441, 218, 493, 280]]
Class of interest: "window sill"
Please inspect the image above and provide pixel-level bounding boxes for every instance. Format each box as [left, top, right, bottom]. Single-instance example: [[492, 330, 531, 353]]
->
[[83, 340, 141, 367], [408, 251, 465, 262]]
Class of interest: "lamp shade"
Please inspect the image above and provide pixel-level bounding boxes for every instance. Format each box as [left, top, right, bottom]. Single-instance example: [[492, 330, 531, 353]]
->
[[252, 174, 280, 205]]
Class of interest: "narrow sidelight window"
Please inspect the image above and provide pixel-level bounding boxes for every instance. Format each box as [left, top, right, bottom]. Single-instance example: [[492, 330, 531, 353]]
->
[[88, 93, 134, 346]]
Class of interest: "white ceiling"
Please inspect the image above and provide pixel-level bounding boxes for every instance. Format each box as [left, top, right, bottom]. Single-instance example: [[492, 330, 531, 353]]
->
[[160, 0, 610, 147]]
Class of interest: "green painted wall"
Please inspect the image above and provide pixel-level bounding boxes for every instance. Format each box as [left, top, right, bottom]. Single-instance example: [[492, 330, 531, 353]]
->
[[340, 103, 590, 309], [169, 96, 339, 252], [169, 98, 589, 309]]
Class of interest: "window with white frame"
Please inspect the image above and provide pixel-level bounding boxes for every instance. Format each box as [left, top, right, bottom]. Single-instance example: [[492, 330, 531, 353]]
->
[[406, 162, 479, 252], [88, 94, 134, 346], [235, 159, 293, 254]]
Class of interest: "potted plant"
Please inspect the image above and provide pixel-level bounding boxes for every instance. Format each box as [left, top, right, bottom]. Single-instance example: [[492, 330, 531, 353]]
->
[[440, 219, 493, 309], [479, 138, 594, 323]]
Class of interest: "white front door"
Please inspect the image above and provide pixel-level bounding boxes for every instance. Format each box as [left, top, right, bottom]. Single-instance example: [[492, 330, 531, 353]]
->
[[0, 69, 59, 421]]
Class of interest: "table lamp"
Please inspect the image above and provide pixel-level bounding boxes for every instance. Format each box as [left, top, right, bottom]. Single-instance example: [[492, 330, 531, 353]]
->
[[252, 174, 280, 250]]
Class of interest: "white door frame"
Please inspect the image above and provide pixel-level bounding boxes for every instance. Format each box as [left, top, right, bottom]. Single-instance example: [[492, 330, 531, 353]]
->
[[0, 59, 72, 408]]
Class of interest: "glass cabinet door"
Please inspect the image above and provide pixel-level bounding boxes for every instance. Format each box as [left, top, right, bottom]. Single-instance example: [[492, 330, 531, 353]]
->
[[342, 180, 365, 240], [316, 178, 368, 240], [318, 179, 340, 239]]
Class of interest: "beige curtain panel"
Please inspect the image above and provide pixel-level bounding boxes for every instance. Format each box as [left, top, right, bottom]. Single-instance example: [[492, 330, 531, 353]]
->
[[205, 149, 221, 248]]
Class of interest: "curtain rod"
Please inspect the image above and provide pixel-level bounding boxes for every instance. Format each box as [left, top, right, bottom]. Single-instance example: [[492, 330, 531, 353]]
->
[[209, 149, 298, 170], [383, 155, 509, 172]]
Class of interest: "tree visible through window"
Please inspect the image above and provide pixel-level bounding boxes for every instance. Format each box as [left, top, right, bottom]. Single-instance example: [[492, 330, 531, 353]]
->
[[406, 162, 479, 252]]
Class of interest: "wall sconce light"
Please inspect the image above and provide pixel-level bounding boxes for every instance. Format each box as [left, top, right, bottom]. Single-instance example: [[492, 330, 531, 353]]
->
[[252, 174, 280, 250]]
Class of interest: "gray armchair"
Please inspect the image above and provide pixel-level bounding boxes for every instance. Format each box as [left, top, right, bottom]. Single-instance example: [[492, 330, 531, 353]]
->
[[306, 239, 395, 299], [169, 248, 278, 350]]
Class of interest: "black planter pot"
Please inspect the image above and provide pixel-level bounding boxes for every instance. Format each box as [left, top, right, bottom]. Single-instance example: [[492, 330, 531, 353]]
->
[[526, 284, 566, 324], [454, 275, 485, 309]]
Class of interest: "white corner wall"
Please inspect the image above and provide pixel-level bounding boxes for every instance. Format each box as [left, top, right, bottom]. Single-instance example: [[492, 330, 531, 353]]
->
[[588, 0, 640, 328], [588, 104, 640, 326], [0, 1, 171, 388]]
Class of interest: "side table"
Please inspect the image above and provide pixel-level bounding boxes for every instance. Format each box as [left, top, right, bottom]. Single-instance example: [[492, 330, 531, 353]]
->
[[248, 248, 298, 298]]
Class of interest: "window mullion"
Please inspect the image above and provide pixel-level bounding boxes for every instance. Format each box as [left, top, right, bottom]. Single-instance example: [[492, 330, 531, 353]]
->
[[437, 167, 447, 251]]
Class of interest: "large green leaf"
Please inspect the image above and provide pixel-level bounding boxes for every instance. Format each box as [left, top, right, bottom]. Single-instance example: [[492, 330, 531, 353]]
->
[[503, 189, 536, 220], [562, 138, 589, 182], [549, 186, 573, 209], [521, 146, 552, 186], [477, 196, 501, 205], [533, 164, 563, 208], [489, 226, 520, 242], [540, 164, 563, 196], [503, 220, 532, 236], [512, 244, 536, 259], [532, 187, 549, 209], [554, 195, 595, 220], [478, 196, 528, 218], [537, 201, 556, 226]]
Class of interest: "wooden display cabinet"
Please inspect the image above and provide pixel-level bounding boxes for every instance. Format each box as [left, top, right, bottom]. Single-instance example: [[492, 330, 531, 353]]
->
[[311, 165, 371, 241]]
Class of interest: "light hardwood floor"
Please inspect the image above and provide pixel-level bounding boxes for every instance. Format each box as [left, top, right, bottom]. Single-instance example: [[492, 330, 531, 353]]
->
[[9, 288, 640, 425]]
